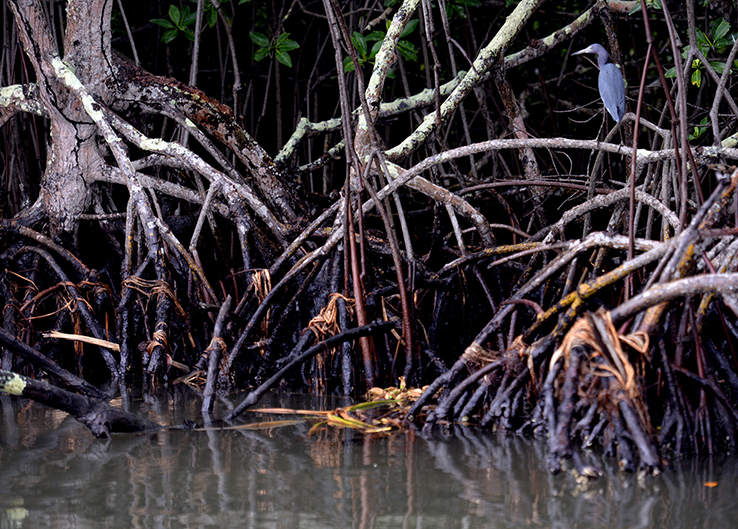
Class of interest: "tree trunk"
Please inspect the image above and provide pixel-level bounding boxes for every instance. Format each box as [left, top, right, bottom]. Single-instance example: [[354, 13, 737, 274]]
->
[[8, 0, 117, 237]]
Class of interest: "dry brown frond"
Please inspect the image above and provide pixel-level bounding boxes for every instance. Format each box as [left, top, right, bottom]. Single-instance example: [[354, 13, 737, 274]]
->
[[461, 341, 499, 368], [308, 293, 355, 341], [122, 277, 186, 318], [251, 269, 272, 337], [552, 308, 652, 430]]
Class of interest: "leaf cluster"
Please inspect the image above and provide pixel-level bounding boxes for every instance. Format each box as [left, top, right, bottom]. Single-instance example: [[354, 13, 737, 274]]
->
[[665, 17, 737, 87], [343, 19, 419, 75], [249, 31, 301, 68], [151, 0, 250, 44]]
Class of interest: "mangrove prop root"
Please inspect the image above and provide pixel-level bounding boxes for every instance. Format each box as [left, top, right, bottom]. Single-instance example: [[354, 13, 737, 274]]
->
[[224, 319, 397, 422], [5, 0, 738, 480]]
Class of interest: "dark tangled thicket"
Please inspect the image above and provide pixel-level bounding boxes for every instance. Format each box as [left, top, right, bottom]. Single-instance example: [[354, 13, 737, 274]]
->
[[2, 0, 738, 476]]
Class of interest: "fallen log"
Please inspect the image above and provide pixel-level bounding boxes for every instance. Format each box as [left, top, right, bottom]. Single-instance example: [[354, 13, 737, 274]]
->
[[0, 369, 161, 438]]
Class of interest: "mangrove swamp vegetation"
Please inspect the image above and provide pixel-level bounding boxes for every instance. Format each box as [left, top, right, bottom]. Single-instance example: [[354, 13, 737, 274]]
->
[[2, 0, 738, 478]]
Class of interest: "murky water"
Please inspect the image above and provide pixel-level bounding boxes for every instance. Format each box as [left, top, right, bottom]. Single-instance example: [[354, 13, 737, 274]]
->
[[1, 387, 738, 529]]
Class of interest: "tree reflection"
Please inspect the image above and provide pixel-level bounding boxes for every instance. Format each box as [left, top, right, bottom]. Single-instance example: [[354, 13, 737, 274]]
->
[[1, 391, 737, 528]]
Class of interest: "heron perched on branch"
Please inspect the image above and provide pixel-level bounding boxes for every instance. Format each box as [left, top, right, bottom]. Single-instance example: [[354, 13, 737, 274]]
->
[[573, 44, 626, 123]]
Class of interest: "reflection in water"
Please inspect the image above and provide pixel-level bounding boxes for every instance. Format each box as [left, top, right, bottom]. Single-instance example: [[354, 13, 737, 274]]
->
[[1, 388, 738, 528]]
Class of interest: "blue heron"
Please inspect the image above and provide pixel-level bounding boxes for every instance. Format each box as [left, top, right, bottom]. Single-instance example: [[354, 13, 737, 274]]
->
[[573, 44, 626, 122]]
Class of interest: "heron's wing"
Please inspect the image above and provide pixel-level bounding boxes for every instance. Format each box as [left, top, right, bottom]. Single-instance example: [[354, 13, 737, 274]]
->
[[599, 64, 626, 122]]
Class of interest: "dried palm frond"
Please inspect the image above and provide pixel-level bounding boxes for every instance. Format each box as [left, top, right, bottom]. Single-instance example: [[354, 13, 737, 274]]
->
[[308, 293, 355, 341], [551, 308, 651, 430]]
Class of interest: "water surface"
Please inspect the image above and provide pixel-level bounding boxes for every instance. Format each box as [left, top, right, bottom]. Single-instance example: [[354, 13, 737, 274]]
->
[[1, 388, 737, 528]]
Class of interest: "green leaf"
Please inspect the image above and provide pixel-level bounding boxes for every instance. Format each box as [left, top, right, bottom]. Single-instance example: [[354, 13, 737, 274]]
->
[[183, 28, 195, 41], [169, 4, 181, 26], [343, 56, 356, 72], [182, 12, 197, 28], [249, 31, 270, 47], [253, 47, 270, 62], [397, 40, 418, 62], [715, 36, 734, 50], [206, 8, 217, 27], [351, 32, 368, 58], [710, 61, 727, 74], [713, 18, 731, 42], [400, 19, 418, 39], [277, 38, 300, 52], [275, 48, 293, 67], [151, 18, 175, 29], [365, 31, 385, 42], [696, 28, 710, 46], [369, 40, 383, 58], [689, 117, 709, 141], [691, 68, 702, 87], [664, 66, 676, 78], [282, 40, 300, 52], [448, 3, 468, 19], [162, 28, 178, 44]]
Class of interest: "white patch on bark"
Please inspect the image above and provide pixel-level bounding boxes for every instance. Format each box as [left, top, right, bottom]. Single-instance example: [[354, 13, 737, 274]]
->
[[2, 373, 26, 396]]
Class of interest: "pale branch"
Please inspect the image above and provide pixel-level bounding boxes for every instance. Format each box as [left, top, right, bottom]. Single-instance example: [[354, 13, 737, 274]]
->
[[364, 0, 422, 116], [97, 165, 231, 219], [277, 0, 595, 169], [385, 0, 546, 160], [275, 136, 711, 274], [276, 71, 464, 167], [611, 273, 738, 324], [709, 38, 738, 143], [46, 52, 182, 376], [503, 7, 596, 69], [100, 104, 290, 248], [0, 84, 48, 126], [437, 234, 660, 276], [464, 230, 666, 349], [403, 172, 495, 246], [54, 86, 163, 271], [114, 60, 297, 221], [157, 106, 248, 185], [276, 116, 343, 167], [277, 0, 602, 171], [551, 186, 681, 234], [298, 142, 345, 173]]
